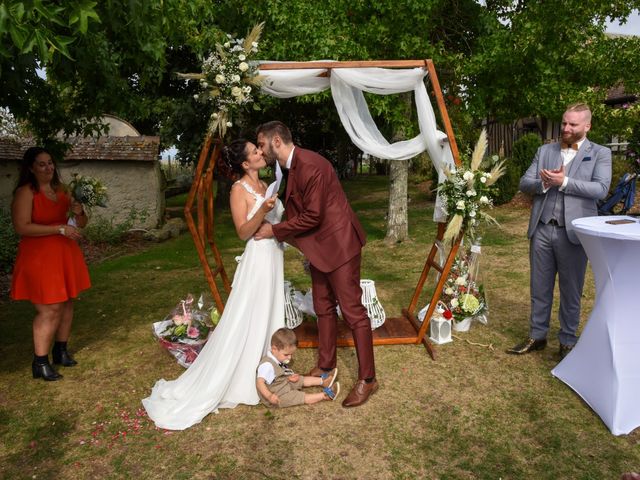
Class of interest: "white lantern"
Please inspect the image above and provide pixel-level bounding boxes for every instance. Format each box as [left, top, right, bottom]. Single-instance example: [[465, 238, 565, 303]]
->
[[430, 316, 453, 344], [429, 302, 452, 344]]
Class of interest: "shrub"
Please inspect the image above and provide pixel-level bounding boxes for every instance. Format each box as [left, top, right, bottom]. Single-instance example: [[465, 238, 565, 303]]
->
[[0, 208, 19, 273], [493, 133, 542, 205], [83, 207, 148, 245]]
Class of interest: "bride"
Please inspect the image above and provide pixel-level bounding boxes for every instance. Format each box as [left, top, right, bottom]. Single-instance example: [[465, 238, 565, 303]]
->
[[142, 139, 284, 430]]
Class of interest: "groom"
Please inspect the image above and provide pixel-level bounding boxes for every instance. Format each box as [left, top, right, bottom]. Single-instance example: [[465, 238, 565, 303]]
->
[[255, 121, 378, 407]]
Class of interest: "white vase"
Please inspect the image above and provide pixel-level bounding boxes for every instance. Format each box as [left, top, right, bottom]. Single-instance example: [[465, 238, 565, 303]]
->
[[453, 316, 472, 332]]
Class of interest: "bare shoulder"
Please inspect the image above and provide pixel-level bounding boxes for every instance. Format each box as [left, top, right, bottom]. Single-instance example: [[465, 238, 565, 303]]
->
[[13, 185, 34, 201]]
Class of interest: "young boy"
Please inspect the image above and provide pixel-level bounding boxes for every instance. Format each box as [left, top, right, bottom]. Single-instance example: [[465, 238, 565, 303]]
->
[[256, 328, 340, 407]]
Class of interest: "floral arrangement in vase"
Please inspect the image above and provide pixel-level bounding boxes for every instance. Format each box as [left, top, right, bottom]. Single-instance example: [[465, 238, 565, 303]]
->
[[440, 240, 488, 331], [178, 23, 264, 138], [438, 129, 506, 243]]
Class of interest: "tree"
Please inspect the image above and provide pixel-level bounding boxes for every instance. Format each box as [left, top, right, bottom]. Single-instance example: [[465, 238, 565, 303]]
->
[[0, 0, 225, 151], [214, 0, 487, 241], [465, 1, 640, 124]]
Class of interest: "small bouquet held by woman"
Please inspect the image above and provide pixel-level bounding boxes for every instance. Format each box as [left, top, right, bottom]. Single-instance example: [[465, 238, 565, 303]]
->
[[66, 174, 108, 225], [152, 294, 220, 368]]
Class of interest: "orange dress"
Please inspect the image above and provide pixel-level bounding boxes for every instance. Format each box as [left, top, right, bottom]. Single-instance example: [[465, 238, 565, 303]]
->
[[11, 189, 91, 304]]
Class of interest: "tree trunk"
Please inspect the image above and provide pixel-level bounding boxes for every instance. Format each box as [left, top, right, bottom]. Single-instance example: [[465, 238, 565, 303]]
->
[[385, 158, 409, 243]]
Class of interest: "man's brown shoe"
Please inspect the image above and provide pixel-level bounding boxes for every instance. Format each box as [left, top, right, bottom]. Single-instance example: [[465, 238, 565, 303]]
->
[[559, 343, 574, 359], [506, 338, 547, 355], [342, 379, 378, 407]]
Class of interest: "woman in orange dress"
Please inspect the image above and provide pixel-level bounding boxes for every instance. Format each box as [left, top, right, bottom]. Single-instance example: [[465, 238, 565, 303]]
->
[[11, 147, 91, 381]]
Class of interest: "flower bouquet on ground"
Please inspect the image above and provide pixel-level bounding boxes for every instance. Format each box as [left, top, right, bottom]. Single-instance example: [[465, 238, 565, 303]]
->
[[152, 293, 220, 368], [440, 238, 488, 332]]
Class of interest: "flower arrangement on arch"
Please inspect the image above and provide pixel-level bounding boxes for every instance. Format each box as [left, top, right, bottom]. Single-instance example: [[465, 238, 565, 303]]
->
[[438, 129, 506, 243], [178, 23, 264, 138]]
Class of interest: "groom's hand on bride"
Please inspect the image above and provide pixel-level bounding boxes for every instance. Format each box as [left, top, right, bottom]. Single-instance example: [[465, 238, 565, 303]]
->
[[254, 222, 274, 240]]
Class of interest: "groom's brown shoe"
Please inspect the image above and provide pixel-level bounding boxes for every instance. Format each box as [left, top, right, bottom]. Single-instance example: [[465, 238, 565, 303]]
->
[[506, 337, 547, 355], [342, 379, 378, 407]]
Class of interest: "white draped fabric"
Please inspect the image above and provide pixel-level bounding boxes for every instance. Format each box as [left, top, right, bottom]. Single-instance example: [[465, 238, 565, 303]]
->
[[258, 62, 456, 221]]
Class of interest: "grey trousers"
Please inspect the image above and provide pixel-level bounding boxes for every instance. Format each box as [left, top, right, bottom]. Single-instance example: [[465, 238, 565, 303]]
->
[[529, 222, 588, 345]]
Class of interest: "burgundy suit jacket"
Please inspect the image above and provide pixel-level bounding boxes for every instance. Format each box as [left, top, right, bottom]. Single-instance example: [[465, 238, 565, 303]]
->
[[272, 147, 366, 273]]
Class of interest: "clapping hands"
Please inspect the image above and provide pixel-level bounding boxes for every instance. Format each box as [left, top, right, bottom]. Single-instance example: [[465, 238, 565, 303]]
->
[[541, 165, 565, 189]]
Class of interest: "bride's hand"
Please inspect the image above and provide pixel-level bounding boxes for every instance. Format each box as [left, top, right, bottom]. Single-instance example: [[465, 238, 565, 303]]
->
[[260, 194, 277, 213]]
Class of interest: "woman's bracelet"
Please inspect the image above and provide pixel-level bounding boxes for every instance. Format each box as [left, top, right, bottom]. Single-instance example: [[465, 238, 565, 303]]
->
[[58, 226, 66, 236]]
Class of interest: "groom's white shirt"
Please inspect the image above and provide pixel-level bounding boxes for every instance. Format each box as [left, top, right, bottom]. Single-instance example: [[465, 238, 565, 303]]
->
[[285, 146, 295, 170]]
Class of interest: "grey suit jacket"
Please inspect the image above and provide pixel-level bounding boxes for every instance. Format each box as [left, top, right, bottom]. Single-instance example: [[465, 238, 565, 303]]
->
[[520, 139, 612, 244]]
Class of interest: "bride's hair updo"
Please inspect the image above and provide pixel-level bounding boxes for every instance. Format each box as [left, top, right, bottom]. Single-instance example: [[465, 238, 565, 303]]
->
[[220, 139, 250, 178]]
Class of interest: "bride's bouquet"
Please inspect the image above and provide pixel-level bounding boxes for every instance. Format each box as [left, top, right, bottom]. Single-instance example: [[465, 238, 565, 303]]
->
[[152, 293, 220, 368]]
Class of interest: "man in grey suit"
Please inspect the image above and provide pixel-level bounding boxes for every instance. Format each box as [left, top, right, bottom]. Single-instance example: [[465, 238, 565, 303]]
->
[[507, 103, 612, 359]]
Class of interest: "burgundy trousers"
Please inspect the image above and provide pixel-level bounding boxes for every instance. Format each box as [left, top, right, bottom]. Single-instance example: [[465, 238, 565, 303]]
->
[[309, 253, 376, 380]]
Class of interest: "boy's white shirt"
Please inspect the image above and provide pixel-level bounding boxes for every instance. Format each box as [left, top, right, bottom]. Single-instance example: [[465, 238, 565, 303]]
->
[[256, 350, 279, 385]]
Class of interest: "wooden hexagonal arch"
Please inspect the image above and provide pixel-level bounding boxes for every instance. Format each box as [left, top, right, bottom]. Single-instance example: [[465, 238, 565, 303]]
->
[[185, 59, 463, 360]]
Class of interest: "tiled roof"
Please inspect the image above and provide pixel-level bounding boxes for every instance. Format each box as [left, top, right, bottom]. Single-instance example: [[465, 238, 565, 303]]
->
[[606, 84, 637, 104], [0, 136, 160, 162]]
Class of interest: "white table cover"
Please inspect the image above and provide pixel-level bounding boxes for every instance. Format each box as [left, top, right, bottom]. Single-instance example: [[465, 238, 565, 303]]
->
[[552, 215, 640, 435]]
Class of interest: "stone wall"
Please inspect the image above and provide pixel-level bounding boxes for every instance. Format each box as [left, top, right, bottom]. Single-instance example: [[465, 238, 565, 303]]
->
[[0, 136, 164, 229]]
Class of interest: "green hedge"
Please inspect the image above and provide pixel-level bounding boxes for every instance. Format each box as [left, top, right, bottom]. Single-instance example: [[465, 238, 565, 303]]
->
[[0, 208, 19, 274], [493, 133, 543, 205]]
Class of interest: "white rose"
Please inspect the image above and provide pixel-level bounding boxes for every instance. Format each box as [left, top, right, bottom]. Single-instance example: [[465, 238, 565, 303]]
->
[[226, 121, 233, 127], [193, 94, 199, 100], [463, 171, 474, 181], [211, 112, 218, 119], [480, 176, 487, 183], [231, 86, 242, 97], [238, 54, 246, 61], [456, 200, 465, 210], [239, 62, 249, 72], [200, 80, 208, 88], [232, 74, 241, 83], [451, 298, 459, 308], [252, 41, 258, 48], [469, 210, 476, 218], [480, 195, 489, 204], [455, 276, 467, 286], [485, 173, 492, 179], [215, 74, 226, 84], [224, 42, 230, 48], [445, 287, 454, 295], [466, 190, 476, 197]]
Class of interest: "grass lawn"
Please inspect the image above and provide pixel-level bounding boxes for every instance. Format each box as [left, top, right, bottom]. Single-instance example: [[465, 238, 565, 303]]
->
[[1, 175, 638, 479]]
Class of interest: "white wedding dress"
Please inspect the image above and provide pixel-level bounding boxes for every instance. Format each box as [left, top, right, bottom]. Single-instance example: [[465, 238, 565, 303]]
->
[[142, 181, 285, 430]]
